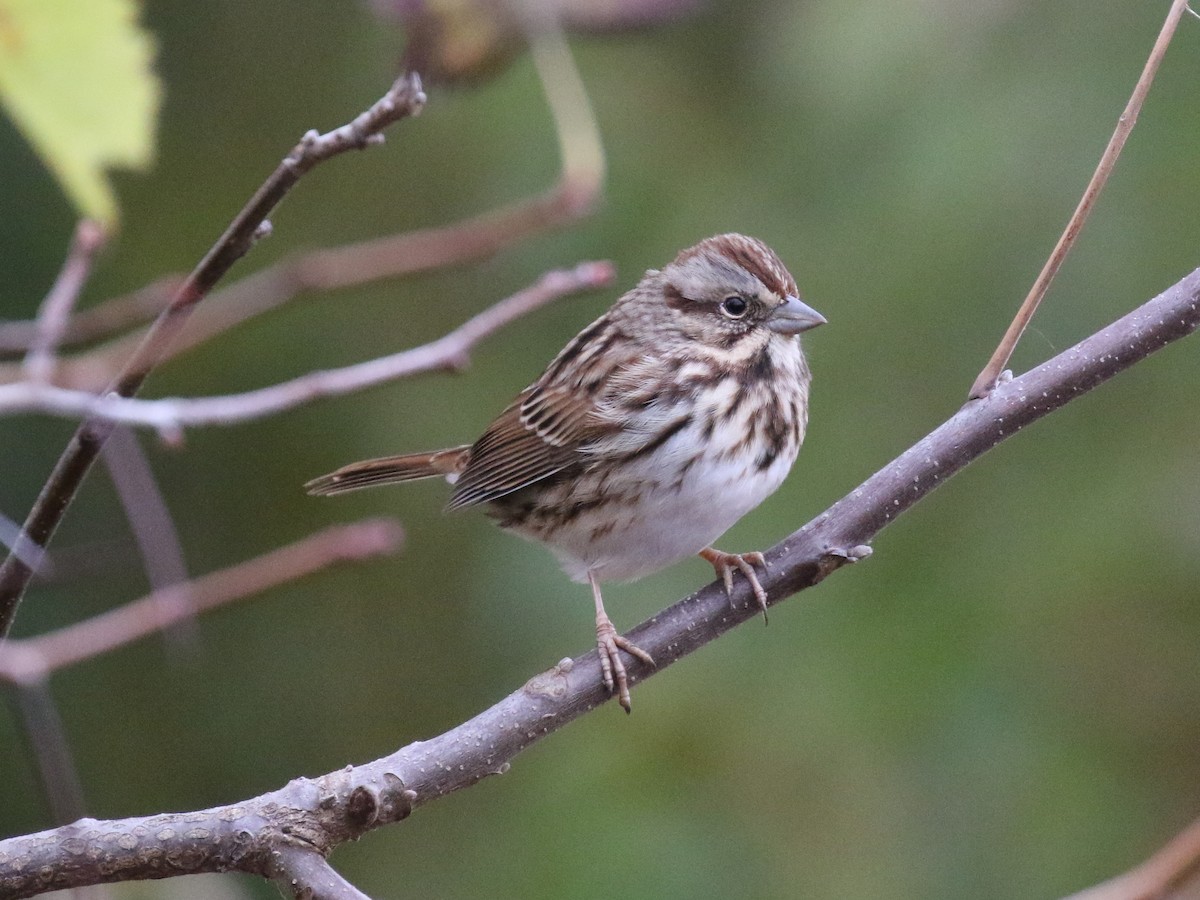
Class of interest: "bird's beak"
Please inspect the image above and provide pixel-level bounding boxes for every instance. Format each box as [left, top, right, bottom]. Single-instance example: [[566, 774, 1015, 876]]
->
[[766, 295, 827, 335]]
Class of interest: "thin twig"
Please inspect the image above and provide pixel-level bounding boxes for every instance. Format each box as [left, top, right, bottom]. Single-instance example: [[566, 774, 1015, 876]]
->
[[0, 510, 54, 577], [967, 0, 1190, 399], [0, 73, 426, 641], [265, 846, 375, 900], [0, 276, 182, 358], [0, 30, 603, 390], [1064, 815, 1200, 900], [22, 221, 107, 384], [7, 678, 88, 824], [0, 518, 402, 683], [1, 265, 1198, 900], [101, 426, 198, 653], [0, 262, 615, 431]]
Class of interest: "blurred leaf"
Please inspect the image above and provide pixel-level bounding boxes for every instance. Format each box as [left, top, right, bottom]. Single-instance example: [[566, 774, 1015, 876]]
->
[[0, 0, 160, 227], [370, 0, 702, 83]]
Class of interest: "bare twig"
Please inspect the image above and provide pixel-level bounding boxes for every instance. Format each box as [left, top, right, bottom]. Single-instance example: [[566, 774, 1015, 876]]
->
[[7, 679, 88, 824], [0, 29, 602, 389], [967, 0, 1190, 399], [0, 73, 426, 641], [0, 276, 182, 358], [0, 519, 402, 683], [2, 266, 1197, 900], [0, 262, 615, 430], [0, 511, 54, 577], [103, 426, 188, 590], [265, 847, 375, 900], [101, 427, 197, 652], [1064, 816, 1200, 900], [22, 221, 107, 384]]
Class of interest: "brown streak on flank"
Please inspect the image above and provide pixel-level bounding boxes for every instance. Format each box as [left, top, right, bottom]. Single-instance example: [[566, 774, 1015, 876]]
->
[[622, 413, 693, 461], [589, 520, 617, 541], [720, 387, 749, 425]]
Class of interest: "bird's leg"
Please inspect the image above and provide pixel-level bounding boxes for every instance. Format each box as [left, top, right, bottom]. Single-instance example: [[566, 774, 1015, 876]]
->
[[589, 571, 655, 713], [700, 547, 769, 622]]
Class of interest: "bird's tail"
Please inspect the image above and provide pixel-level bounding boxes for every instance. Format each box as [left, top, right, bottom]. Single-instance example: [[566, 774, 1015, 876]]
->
[[305, 446, 471, 496]]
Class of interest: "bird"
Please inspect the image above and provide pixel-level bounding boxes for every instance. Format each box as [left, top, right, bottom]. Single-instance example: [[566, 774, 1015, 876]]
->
[[306, 234, 825, 711]]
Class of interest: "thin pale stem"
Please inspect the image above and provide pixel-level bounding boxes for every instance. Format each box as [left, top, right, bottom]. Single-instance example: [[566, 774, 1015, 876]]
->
[[7, 678, 88, 824], [22, 221, 107, 384], [0, 74, 425, 640], [1064, 816, 1200, 900], [0, 32, 604, 390], [0, 262, 614, 430], [968, 0, 1190, 399], [101, 427, 198, 652], [0, 276, 181, 358], [265, 846, 375, 900], [0, 519, 401, 680]]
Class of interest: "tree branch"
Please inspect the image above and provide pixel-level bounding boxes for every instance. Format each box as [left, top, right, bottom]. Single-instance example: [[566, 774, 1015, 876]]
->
[[22, 221, 107, 385], [2, 266, 1196, 900], [0, 262, 614, 433], [0, 73, 426, 641], [968, 0, 1191, 399], [1065, 815, 1200, 900], [7, 679, 88, 825], [265, 847, 375, 900], [101, 426, 198, 652], [0, 519, 403, 683], [0, 27, 602, 388], [0, 275, 181, 358]]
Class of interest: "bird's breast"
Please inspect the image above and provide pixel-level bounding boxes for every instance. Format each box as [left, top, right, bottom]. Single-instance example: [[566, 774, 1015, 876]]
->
[[491, 344, 809, 585]]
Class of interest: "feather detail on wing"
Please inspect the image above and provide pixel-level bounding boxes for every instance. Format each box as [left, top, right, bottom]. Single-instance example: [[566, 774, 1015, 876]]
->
[[447, 387, 607, 510], [306, 446, 470, 496], [447, 355, 689, 510]]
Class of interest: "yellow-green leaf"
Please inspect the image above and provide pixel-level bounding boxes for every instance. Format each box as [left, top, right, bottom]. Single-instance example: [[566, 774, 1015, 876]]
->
[[0, 0, 160, 227]]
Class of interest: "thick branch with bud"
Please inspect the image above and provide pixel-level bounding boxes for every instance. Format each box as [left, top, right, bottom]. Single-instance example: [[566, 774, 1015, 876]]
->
[[3, 266, 1196, 900]]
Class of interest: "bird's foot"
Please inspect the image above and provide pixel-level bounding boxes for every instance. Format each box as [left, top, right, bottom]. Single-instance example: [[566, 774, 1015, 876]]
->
[[700, 547, 769, 622], [595, 614, 655, 713]]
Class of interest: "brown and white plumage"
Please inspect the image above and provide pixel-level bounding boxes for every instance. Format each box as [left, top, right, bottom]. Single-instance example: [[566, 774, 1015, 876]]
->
[[307, 234, 825, 710]]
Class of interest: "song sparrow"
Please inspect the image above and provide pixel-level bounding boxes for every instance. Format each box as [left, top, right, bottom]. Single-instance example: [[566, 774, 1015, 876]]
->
[[306, 234, 825, 710]]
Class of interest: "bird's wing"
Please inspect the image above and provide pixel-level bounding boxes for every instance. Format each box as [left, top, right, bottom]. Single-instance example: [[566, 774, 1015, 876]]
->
[[447, 354, 689, 511], [446, 386, 600, 510]]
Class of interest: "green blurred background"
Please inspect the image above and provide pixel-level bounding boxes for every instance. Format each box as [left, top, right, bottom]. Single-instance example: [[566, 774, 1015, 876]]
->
[[3, 1, 1200, 898]]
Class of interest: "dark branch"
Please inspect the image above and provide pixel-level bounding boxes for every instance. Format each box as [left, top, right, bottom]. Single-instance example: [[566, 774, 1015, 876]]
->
[[0, 74, 426, 640], [0, 30, 601, 388], [1, 267, 1197, 900]]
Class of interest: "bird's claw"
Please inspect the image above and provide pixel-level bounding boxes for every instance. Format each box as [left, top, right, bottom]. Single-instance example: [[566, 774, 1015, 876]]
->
[[595, 616, 654, 713], [701, 547, 770, 623]]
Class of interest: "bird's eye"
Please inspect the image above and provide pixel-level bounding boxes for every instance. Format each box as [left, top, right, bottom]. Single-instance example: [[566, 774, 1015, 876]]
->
[[720, 296, 749, 318]]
